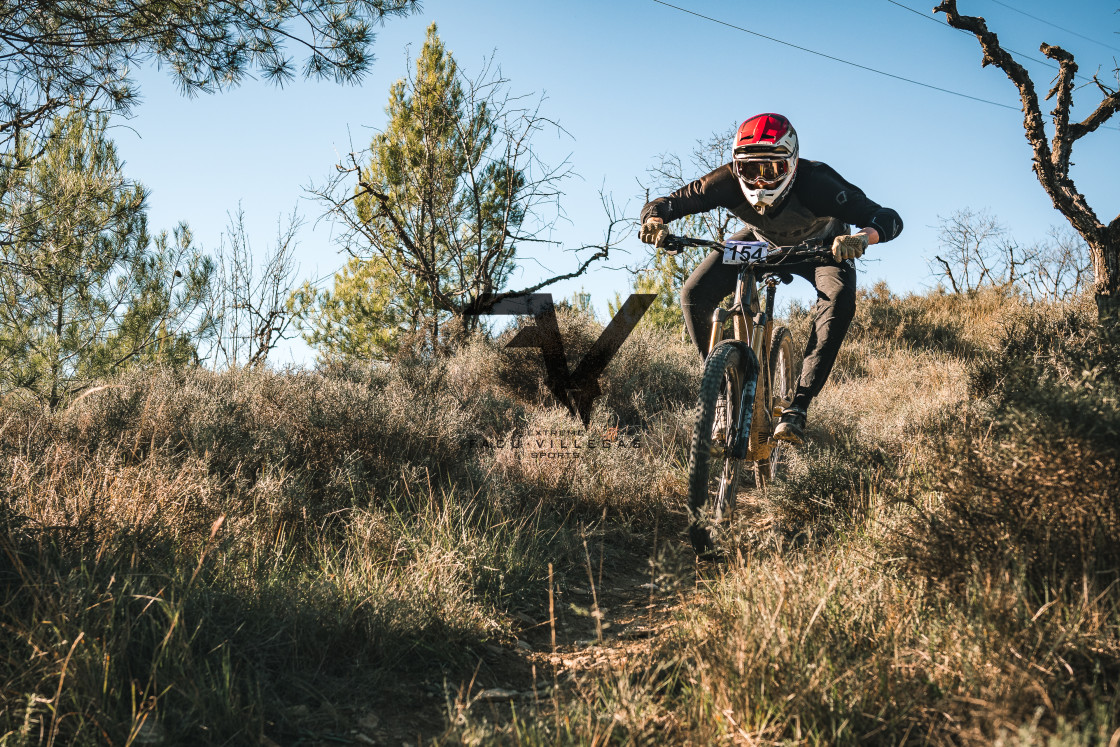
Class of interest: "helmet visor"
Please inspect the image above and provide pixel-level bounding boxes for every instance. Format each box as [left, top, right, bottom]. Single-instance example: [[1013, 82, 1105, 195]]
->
[[734, 157, 790, 187]]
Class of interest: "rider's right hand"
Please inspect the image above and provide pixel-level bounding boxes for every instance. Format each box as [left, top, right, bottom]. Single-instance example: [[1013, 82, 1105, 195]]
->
[[639, 218, 669, 248]]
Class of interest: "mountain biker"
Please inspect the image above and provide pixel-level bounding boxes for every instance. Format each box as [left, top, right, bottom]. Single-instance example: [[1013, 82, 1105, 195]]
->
[[639, 113, 903, 444]]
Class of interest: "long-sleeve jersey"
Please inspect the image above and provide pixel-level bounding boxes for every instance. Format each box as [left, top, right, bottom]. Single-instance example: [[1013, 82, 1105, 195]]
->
[[639, 159, 903, 247]]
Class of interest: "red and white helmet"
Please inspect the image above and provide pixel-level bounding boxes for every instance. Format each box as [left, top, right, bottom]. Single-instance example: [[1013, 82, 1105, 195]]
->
[[732, 113, 799, 212]]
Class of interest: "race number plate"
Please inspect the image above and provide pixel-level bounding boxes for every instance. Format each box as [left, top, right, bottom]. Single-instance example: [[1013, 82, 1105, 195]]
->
[[721, 240, 770, 265]]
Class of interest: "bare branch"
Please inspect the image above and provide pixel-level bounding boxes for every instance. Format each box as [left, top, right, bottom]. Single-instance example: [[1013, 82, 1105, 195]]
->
[[933, 255, 960, 294], [206, 206, 300, 368], [1041, 43, 1077, 180], [1069, 74, 1120, 141]]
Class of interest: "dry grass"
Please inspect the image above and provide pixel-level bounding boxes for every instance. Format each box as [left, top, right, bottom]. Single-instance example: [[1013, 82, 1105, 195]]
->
[[3, 289, 1119, 745], [440, 289, 1120, 745]]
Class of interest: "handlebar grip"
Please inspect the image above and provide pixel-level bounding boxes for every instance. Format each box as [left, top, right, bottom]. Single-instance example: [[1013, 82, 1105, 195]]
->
[[660, 235, 687, 255]]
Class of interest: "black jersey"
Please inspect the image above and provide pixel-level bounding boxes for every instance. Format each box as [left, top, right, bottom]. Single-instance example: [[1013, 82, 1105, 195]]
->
[[639, 159, 903, 247]]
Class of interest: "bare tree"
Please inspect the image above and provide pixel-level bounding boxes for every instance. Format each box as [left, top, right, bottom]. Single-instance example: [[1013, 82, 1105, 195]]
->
[[1023, 225, 1092, 303], [929, 207, 1093, 302], [929, 208, 1022, 293], [206, 207, 300, 368], [625, 127, 744, 332], [936, 1, 1120, 321]]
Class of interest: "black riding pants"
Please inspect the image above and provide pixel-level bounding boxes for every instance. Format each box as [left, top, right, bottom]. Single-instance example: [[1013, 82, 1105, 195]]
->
[[680, 244, 856, 413]]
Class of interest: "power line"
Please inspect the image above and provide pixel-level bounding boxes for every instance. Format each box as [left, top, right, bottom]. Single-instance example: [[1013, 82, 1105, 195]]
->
[[885, 0, 1059, 75], [649, 0, 1020, 111], [886, 0, 1107, 87], [883, 0, 1119, 130], [649, 0, 1118, 132], [982, 0, 1120, 55]]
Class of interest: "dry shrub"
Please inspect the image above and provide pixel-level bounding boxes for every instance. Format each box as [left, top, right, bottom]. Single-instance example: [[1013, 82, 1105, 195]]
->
[[13, 363, 487, 525], [813, 345, 969, 455], [761, 441, 889, 537], [644, 547, 1120, 745], [443, 339, 527, 437], [882, 293, 1120, 742], [900, 298, 1120, 591], [847, 282, 1013, 355], [3, 446, 223, 542], [600, 324, 698, 428], [0, 312, 701, 744], [751, 337, 970, 544], [780, 282, 1008, 397], [903, 412, 1120, 591], [14, 279, 1118, 745], [784, 282, 1011, 366], [0, 361, 563, 744], [968, 291, 1115, 400], [0, 489, 527, 746], [493, 304, 603, 410]]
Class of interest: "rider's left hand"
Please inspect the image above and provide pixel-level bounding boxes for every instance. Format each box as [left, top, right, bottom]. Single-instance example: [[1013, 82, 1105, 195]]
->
[[831, 233, 869, 262]]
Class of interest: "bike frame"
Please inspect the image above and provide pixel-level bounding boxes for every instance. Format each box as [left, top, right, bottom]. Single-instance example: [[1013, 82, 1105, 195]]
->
[[661, 233, 830, 462], [705, 265, 782, 462]]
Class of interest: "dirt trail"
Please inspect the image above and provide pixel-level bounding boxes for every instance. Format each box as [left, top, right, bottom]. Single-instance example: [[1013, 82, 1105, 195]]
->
[[452, 540, 691, 736], [313, 538, 694, 746]]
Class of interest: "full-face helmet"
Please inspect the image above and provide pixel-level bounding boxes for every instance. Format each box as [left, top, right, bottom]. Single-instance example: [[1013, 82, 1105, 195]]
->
[[733, 113, 799, 212]]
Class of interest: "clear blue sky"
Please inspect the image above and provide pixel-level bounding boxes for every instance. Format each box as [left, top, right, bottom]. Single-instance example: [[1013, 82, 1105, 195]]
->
[[115, 0, 1120, 365]]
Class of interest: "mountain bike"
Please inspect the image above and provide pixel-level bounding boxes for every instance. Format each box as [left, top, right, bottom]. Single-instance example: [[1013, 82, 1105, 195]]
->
[[661, 234, 833, 557]]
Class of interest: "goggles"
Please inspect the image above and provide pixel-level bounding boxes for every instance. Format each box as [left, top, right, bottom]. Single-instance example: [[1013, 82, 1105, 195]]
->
[[733, 156, 790, 187]]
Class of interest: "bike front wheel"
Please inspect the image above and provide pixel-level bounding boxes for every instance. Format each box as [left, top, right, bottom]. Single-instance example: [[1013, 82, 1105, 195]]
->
[[687, 342, 755, 557], [756, 325, 797, 487]]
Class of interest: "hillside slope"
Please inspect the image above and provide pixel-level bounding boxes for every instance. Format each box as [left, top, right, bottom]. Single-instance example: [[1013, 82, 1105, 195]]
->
[[2, 287, 1118, 745]]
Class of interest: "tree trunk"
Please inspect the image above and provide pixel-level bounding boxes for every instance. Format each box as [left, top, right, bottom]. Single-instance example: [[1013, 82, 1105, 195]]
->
[[430, 300, 439, 355], [1093, 231, 1120, 322], [50, 294, 64, 410]]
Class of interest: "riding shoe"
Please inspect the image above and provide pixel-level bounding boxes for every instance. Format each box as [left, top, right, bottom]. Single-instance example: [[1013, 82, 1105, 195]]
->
[[773, 406, 807, 445]]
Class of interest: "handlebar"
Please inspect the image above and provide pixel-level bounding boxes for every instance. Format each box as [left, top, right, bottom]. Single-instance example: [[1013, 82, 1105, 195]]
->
[[660, 234, 834, 266]]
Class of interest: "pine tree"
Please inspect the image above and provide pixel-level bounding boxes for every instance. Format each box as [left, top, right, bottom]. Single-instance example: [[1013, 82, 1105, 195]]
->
[[0, 0, 418, 153], [0, 111, 212, 408], [290, 255, 410, 362], [307, 24, 619, 361], [302, 24, 524, 358]]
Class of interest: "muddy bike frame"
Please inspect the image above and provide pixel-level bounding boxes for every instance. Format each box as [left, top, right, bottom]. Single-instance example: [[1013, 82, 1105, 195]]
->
[[663, 234, 832, 462]]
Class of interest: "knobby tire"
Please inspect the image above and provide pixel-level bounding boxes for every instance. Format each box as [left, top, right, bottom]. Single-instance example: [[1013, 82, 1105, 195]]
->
[[687, 342, 756, 557], [756, 325, 797, 487]]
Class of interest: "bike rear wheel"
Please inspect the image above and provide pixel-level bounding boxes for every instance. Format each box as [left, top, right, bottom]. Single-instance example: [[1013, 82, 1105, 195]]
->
[[687, 342, 755, 557], [756, 325, 797, 487]]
